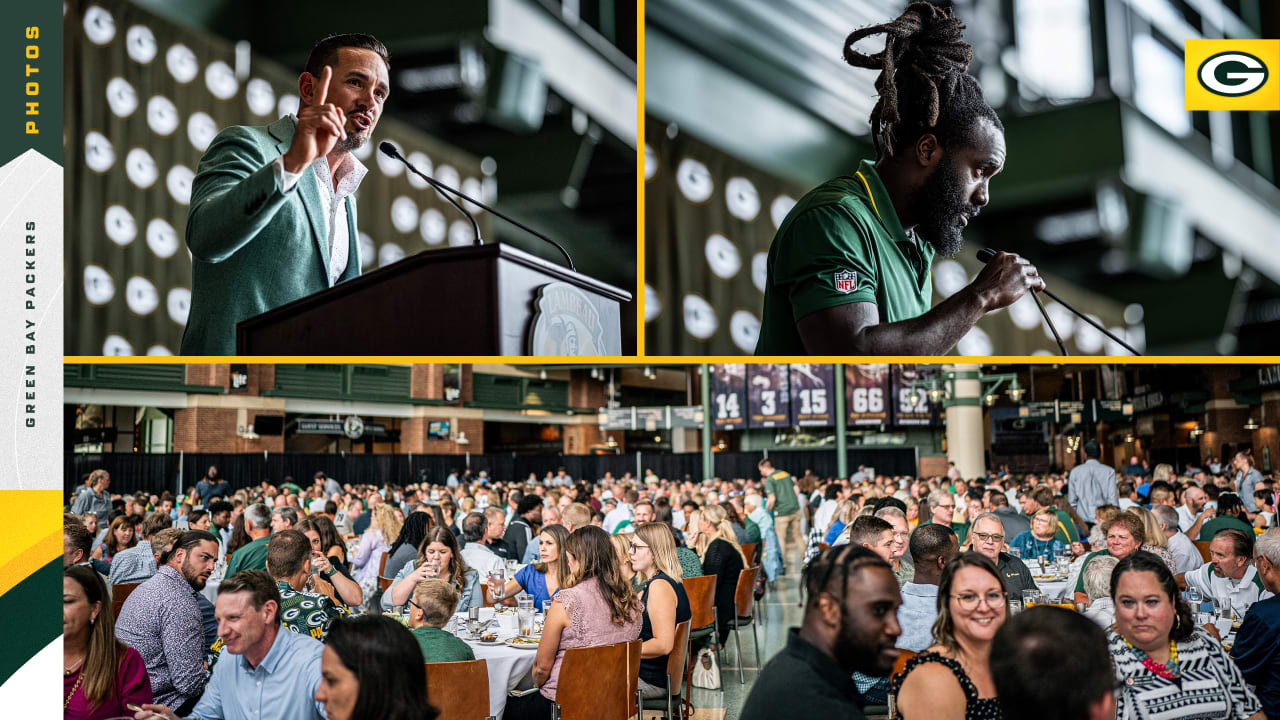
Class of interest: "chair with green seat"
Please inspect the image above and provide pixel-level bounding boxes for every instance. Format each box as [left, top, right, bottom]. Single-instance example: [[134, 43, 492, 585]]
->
[[641, 618, 691, 719]]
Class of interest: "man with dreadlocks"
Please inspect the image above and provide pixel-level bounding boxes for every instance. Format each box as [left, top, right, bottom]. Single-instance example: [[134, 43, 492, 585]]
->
[[755, 2, 1043, 355], [740, 545, 902, 720]]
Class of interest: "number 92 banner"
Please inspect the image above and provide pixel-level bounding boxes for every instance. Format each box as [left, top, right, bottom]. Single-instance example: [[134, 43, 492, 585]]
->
[[747, 364, 791, 428], [846, 364, 891, 426], [788, 364, 834, 427], [710, 364, 747, 430]]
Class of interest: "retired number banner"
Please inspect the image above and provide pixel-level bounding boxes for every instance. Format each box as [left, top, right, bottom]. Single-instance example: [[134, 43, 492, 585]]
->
[[747, 363, 790, 428], [710, 364, 747, 430], [788, 363, 834, 427], [846, 364, 891, 426]]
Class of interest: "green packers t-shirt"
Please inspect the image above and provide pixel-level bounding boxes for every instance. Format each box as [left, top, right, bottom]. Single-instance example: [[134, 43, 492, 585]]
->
[[764, 470, 800, 517], [1198, 514, 1255, 541], [755, 159, 934, 355]]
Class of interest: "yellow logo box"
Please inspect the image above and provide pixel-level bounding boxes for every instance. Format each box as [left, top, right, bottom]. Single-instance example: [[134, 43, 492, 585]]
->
[[1184, 39, 1279, 110]]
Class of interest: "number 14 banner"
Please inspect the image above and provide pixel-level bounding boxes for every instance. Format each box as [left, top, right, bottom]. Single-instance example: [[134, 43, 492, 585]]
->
[[710, 364, 747, 430]]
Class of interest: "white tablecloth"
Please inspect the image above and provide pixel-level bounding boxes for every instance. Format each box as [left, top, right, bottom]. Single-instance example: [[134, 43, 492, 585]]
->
[[201, 574, 222, 604], [1033, 578, 1071, 602], [455, 608, 538, 719]]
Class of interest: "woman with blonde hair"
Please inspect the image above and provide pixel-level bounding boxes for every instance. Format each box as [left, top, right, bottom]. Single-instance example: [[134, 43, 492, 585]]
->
[[824, 499, 857, 545], [631, 523, 692, 700], [506, 526, 642, 720], [1152, 463, 1174, 484], [610, 532, 635, 586], [1125, 507, 1176, 571], [352, 504, 401, 587], [695, 504, 747, 646]]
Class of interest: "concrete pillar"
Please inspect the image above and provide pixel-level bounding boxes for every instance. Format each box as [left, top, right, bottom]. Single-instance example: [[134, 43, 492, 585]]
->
[[945, 364, 986, 480]]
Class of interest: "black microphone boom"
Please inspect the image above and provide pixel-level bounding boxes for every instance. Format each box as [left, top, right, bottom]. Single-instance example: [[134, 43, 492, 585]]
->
[[976, 247, 1141, 356], [378, 141, 576, 271]]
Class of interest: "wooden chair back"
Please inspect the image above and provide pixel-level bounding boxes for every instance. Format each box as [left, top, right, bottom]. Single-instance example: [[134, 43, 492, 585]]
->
[[816, 542, 830, 552], [668, 619, 692, 695], [892, 649, 917, 677], [379, 576, 394, 592], [740, 542, 759, 567], [556, 639, 641, 720], [111, 582, 141, 618], [1202, 623, 1221, 640], [378, 551, 388, 578], [734, 566, 761, 619], [683, 574, 717, 630], [1194, 540, 1212, 562], [424, 659, 491, 720]]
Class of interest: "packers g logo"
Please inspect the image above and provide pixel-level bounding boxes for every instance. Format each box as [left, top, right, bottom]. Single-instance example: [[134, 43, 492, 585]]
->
[[1185, 40, 1279, 110], [1198, 52, 1267, 96]]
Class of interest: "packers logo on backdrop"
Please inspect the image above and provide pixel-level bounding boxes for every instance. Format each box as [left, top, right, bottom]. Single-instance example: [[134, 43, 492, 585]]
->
[[1185, 40, 1279, 110]]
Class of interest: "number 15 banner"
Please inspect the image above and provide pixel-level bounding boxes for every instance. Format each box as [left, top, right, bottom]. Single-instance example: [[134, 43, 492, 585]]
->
[[846, 364, 891, 426], [748, 364, 790, 428], [789, 364, 834, 427]]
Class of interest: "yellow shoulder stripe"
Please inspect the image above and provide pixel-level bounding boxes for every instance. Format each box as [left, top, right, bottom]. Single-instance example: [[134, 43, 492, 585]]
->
[[855, 170, 881, 220]]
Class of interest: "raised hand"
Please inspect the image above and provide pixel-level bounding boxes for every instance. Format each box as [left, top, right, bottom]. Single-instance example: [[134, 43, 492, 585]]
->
[[283, 65, 346, 173]]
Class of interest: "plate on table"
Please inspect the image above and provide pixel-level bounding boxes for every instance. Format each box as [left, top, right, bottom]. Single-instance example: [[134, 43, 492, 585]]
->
[[505, 636, 540, 649], [473, 634, 504, 646]]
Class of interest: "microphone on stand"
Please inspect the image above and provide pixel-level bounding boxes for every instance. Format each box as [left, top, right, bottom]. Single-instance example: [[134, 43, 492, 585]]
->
[[378, 142, 577, 272], [976, 248, 1141, 356]]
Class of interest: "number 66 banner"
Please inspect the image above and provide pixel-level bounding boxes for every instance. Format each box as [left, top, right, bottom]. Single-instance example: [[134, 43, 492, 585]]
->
[[748, 364, 790, 428], [846, 364, 891, 426]]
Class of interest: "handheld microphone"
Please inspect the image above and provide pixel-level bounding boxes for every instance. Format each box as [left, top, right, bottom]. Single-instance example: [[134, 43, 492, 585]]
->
[[976, 248, 1141, 356], [378, 142, 576, 271]]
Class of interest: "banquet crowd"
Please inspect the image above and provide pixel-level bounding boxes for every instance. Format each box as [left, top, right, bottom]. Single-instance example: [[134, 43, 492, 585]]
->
[[62, 447, 1280, 720]]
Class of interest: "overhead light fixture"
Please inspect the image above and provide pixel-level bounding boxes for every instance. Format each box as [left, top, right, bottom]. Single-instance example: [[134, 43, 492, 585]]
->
[[606, 436, 618, 448], [653, 435, 662, 443], [1244, 417, 1260, 430], [927, 381, 946, 403], [454, 431, 470, 445], [908, 390, 921, 407], [1124, 433, 1135, 443], [1007, 378, 1025, 403], [1189, 424, 1203, 439], [539, 369, 547, 380], [983, 393, 997, 407]]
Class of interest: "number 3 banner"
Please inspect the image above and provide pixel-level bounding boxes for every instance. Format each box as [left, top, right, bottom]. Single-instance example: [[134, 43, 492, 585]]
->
[[710, 364, 747, 430], [788, 364, 834, 427], [846, 364, 891, 426], [748, 364, 790, 428]]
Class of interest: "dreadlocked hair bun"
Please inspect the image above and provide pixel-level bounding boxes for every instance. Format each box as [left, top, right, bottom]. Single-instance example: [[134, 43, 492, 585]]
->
[[843, 2, 995, 158], [802, 544, 890, 609]]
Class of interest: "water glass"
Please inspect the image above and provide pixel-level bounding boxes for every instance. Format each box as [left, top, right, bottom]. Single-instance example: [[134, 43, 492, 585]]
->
[[489, 570, 506, 600], [518, 607, 535, 636], [542, 600, 552, 616], [1007, 598, 1022, 615]]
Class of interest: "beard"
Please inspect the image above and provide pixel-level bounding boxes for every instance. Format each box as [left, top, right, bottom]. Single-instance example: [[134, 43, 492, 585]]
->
[[337, 130, 368, 152], [181, 558, 209, 590], [833, 606, 893, 675], [907, 152, 978, 258]]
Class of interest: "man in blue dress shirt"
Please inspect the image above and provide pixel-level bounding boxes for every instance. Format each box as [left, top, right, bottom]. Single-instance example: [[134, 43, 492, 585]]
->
[[135, 570, 326, 720], [1233, 528, 1280, 720]]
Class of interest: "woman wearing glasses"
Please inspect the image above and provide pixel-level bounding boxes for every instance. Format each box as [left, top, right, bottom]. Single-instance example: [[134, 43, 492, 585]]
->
[[630, 523, 692, 700], [892, 552, 1007, 720]]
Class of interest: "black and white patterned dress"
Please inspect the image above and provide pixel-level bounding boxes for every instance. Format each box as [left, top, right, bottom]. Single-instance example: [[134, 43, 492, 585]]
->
[[1108, 627, 1262, 720]]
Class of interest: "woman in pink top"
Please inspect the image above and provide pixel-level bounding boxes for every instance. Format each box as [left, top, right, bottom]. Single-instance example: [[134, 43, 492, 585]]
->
[[64, 566, 152, 720], [505, 525, 643, 720]]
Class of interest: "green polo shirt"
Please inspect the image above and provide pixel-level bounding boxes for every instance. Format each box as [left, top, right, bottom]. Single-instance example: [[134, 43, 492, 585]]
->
[[755, 160, 934, 355], [1050, 508, 1081, 544], [413, 626, 476, 663], [764, 470, 800, 517], [225, 535, 270, 577]]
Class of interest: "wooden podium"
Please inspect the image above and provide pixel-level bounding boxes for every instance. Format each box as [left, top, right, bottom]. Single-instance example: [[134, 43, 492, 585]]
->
[[235, 243, 632, 355]]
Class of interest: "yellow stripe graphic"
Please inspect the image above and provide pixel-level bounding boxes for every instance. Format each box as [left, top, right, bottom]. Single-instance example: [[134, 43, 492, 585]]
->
[[855, 170, 880, 219]]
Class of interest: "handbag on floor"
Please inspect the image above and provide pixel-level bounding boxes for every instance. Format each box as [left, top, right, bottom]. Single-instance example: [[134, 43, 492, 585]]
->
[[690, 646, 721, 690]]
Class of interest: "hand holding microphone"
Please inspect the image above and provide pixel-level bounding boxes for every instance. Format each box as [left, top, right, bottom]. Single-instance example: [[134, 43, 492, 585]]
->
[[971, 249, 1045, 312]]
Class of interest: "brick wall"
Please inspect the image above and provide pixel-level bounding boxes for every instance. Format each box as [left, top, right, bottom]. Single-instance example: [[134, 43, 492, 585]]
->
[[401, 416, 484, 454], [174, 406, 284, 453]]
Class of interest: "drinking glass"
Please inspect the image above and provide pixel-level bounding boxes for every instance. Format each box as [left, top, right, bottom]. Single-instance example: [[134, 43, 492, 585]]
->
[[1186, 588, 1202, 608], [489, 570, 506, 600], [518, 607, 535, 636], [506, 558, 520, 574], [1007, 598, 1022, 616], [542, 600, 552, 616]]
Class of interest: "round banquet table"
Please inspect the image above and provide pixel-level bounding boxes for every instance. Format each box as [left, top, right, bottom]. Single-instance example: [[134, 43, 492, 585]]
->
[[453, 608, 538, 719]]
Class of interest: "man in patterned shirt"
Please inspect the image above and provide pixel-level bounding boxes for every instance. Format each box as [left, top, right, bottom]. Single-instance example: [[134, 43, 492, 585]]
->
[[265, 529, 348, 641], [116, 530, 220, 716]]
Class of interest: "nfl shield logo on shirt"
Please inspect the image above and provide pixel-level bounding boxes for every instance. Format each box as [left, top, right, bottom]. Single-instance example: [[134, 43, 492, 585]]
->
[[833, 270, 857, 294]]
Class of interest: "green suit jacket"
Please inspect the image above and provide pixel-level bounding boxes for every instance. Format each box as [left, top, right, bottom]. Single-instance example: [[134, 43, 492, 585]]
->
[[180, 116, 361, 355]]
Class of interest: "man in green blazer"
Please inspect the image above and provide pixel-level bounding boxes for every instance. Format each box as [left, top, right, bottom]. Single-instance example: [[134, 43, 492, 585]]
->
[[180, 34, 391, 356]]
